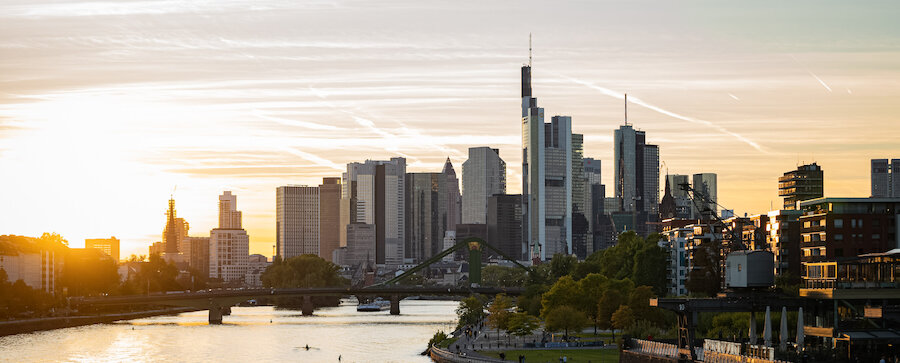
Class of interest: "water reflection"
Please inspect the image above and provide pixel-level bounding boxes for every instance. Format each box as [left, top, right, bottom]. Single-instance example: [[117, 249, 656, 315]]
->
[[0, 300, 458, 363]]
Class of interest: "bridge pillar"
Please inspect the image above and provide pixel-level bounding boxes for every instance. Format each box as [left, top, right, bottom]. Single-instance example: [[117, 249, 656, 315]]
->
[[390, 295, 400, 315], [302, 296, 314, 316], [209, 305, 224, 325]]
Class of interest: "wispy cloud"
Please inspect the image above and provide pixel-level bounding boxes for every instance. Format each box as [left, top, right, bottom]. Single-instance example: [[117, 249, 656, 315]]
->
[[561, 76, 768, 153]]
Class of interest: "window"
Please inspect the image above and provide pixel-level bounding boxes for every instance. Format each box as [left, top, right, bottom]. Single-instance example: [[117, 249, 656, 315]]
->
[[834, 234, 843, 241], [873, 234, 880, 240], [834, 219, 843, 228]]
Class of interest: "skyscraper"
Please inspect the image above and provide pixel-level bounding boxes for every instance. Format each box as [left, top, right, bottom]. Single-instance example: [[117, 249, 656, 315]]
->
[[778, 163, 823, 210], [162, 197, 189, 255], [520, 47, 575, 260], [438, 158, 462, 242], [571, 133, 588, 259], [210, 191, 249, 282], [613, 120, 659, 235], [692, 173, 718, 220], [664, 174, 693, 219], [218, 191, 242, 229], [871, 158, 900, 197], [405, 172, 439, 261], [487, 194, 523, 259], [319, 177, 342, 262], [341, 158, 406, 265], [462, 147, 506, 224], [276, 185, 319, 259]]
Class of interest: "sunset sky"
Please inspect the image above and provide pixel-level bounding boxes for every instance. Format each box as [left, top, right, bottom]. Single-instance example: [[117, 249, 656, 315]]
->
[[1, 0, 898, 258]]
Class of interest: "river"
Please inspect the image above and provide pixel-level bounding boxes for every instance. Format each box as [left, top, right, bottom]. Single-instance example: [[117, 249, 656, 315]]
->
[[0, 299, 459, 362]]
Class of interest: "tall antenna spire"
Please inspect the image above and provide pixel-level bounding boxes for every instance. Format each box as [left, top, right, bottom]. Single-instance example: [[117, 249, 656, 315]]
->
[[624, 93, 628, 125], [528, 33, 532, 67]]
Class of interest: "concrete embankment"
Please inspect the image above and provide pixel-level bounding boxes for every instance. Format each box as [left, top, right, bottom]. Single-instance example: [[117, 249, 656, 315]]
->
[[429, 346, 506, 363], [0, 307, 199, 337]]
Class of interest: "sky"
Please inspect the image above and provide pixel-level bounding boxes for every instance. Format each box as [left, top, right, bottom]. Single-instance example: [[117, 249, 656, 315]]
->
[[1, 0, 899, 259]]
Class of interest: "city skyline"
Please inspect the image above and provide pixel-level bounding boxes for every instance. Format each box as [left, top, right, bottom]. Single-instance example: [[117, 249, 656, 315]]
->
[[2, 1, 900, 258]]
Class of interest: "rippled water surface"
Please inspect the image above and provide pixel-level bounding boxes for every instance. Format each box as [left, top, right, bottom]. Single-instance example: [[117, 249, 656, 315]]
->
[[0, 299, 458, 363]]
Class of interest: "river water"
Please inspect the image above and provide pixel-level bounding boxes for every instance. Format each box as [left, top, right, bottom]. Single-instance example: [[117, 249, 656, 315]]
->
[[0, 299, 459, 362]]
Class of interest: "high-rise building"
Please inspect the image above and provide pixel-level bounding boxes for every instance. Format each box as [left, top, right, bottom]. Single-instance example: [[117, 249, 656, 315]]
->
[[276, 185, 319, 259], [162, 197, 189, 256], [210, 191, 249, 283], [218, 191, 242, 229], [319, 177, 342, 262], [584, 158, 615, 252], [188, 236, 210, 277], [341, 158, 406, 265], [692, 173, 718, 220], [520, 58, 575, 261], [85, 237, 120, 262], [344, 223, 376, 267], [439, 158, 462, 238], [778, 163, 823, 210], [871, 159, 900, 198], [486, 194, 523, 260], [405, 172, 440, 262], [462, 147, 506, 224], [571, 133, 589, 259], [614, 121, 659, 235]]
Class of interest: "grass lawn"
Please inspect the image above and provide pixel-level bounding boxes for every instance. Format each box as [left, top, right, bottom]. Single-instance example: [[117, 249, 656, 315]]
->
[[573, 332, 616, 338], [480, 349, 619, 362], [437, 337, 459, 349]]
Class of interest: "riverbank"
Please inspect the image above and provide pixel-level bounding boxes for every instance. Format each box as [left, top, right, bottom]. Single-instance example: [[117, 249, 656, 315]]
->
[[0, 307, 199, 337]]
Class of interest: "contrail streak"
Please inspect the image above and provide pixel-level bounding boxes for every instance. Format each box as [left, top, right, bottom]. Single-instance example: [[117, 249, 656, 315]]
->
[[790, 54, 832, 93], [562, 76, 767, 153], [808, 71, 832, 92], [282, 147, 344, 171]]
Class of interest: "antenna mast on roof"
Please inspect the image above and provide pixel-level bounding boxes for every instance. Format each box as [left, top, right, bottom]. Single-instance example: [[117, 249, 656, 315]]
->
[[624, 93, 628, 126], [529, 33, 532, 67]]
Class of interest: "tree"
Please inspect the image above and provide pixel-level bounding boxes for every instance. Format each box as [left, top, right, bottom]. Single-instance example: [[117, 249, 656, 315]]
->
[[577, 273, 609, 334], [507, 312, 540, 338], [611, 305, 635, 332], [261, 254, 346, 288], [544, 305, 588, 340], [597, 289, 626, 335], [487, 294, 514, 336], [632, 245, 667, 296], [549, 253, 577, 281], [540, 275, 580, 318], [686, 240, 721, 296], [482, 265, 528, 287], [60, 249, 120, 296], [456, 295, 486, 328]]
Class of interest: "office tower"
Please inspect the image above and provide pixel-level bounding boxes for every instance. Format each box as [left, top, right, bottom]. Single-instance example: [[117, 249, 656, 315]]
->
[[405, 172, 439, 261], [319, 177, 341, 262], [614, 121, 660, 235], [85, 237, 120, 262], [462, 147, 506, 224], [486, 194, 523, 259], [571, 133, 588, 259], [692, 173, 718, 220], [276, 185, 319, 259], [664, 174, 693, 219], [583, 158, 614, 252], [219, 191, 242, 229], [344, 224, 376, 267], [188, 236, 210, 277], [778, 163, 823, 210], [520, 56, 575, 260], [871, 158, 900, 197], [210, 191, 249, 282], [439, 158, 462, 248], [162, 197, 189, 255], [341, 158, 406, 265]]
